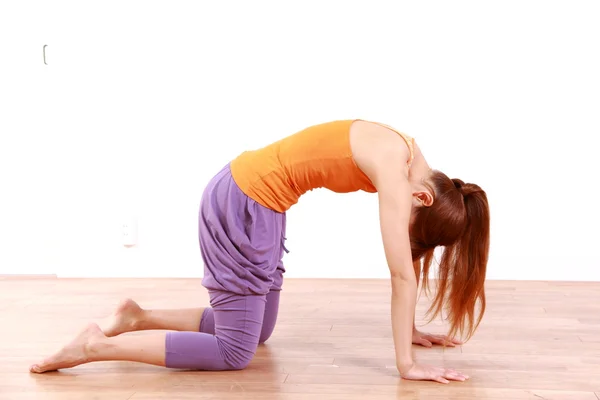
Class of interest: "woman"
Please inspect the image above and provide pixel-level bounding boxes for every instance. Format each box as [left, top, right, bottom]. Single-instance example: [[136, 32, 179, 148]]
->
[[30, 119, 490, 384]]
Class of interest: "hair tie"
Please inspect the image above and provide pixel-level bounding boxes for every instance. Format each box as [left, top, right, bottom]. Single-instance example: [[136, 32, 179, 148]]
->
[[452, 178, 481, 197]]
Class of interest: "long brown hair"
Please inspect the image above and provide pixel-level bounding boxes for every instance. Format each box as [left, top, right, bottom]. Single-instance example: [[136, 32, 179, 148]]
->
[[410, 170, 490, 342]]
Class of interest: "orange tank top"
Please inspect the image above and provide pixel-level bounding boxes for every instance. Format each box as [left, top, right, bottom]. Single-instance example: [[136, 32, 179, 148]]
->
[[230, 119, 414, 213]]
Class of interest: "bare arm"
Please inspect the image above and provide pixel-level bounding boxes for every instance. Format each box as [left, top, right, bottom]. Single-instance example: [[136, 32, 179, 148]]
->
[[372, 154, 417, 373]]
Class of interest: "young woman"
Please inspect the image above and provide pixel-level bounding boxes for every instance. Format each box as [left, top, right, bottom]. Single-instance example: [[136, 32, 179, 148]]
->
[[30, 119, 490, 384]]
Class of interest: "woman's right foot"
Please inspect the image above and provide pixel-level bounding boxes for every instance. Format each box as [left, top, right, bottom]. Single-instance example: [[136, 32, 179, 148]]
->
[[101, 298, 144, 337], [30, 323, 105, 373]]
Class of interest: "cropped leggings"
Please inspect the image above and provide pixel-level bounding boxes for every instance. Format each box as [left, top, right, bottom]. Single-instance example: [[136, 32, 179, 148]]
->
[[164, 289, 280, 370]]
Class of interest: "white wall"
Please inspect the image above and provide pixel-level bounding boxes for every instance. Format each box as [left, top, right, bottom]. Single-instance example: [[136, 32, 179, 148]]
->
[[1, 0, 599, 281]]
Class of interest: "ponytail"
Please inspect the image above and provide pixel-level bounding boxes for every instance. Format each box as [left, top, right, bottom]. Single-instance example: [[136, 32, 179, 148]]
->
[[411, 172, 490, 342]]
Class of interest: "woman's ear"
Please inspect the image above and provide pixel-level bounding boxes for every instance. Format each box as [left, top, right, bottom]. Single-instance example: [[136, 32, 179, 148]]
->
[[414, 190, 434, 207]]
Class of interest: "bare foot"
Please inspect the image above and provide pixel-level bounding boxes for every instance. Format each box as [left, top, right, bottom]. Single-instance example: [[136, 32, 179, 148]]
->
[[30, 323, 105, 373], [101, 298, 144, 337]]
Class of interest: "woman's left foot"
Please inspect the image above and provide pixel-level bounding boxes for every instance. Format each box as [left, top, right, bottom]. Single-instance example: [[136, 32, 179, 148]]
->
[[29, 323, 105, 373]]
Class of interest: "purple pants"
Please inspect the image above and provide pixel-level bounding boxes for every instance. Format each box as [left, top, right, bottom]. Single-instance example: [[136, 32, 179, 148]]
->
[[165, 164, 288, 370]]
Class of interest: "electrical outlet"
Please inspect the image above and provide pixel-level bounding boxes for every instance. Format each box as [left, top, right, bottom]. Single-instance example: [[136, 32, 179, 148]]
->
[[122, 217, 138, 247]]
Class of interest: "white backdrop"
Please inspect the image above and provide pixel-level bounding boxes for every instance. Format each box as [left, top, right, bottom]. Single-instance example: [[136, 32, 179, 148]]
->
[[1, 0, 599, 280]]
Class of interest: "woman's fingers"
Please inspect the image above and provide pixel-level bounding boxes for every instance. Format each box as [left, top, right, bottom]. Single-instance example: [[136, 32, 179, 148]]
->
[[416, 338, 433, 347], [427, 334, 464, 347], [401, 363, 469, 384], [444, 368, 469, 381], [428, 334, 456, 347], [450, 337, 464, 345]]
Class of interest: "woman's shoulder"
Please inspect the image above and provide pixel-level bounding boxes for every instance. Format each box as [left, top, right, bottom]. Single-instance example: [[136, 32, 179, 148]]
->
[[349, 120, 414, 183]]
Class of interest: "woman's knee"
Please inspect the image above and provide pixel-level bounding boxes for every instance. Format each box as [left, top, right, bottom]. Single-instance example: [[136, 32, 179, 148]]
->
[[216, 335, 256, 370], [258, 326, 274, 344], [224, 354, 253, 370], [258, 290, 280, 344]]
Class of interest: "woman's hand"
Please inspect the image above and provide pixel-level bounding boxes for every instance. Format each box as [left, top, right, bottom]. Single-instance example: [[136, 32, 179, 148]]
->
[[412, 328, 462, 348], [399, 363, 469, 384]]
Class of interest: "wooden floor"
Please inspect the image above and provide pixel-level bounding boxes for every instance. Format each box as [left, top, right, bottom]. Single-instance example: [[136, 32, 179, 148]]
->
[[1, 278, 599, 400]]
